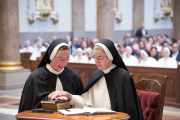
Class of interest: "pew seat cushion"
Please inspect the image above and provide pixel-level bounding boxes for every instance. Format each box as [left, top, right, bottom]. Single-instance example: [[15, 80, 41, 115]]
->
[[137, 90, 159, 120]]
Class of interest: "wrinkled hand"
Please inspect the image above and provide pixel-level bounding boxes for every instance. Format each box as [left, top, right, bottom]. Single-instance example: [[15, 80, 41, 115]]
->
[[50, 91, 72, 100]]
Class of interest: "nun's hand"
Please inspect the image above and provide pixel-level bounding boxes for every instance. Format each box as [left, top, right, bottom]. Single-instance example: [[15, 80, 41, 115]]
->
[[51, 91, 72, 100]]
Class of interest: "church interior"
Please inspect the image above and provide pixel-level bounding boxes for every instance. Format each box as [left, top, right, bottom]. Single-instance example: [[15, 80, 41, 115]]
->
[[0, 0, 180, 119]]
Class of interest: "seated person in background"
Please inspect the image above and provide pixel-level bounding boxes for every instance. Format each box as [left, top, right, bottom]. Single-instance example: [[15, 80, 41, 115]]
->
[[73, 48, 89, 63], [71, 38, 81, 57], [162, 41, 172, 50], [171, 43, 180, 61], [150, 47, 159, 60], [148, 36, 154, 45], [20, 40, 34, 53], [157, 47, 177, 68], [132, 44, 141, 58], [123, 46, 139, 66], [139, 40, 146, 50], [145, 43, 151, 54], [115, 45, 121, 54], [139, 50, 157, 67], [153, 35, 163, 52], [52, 36, 57, 42], [65, 36, 72, 46], [123, 33, 132, 47], [30, 42, 42, 60], [18, 39, 84, 113], [82, 40, 92, 59], [44, 42, 50, 49], [52, 39, 144, 120], [119, 44, 126, 59], [89, 57, 95, 64]]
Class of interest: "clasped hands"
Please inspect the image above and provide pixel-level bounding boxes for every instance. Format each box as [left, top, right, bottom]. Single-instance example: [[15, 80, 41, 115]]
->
[[48, 91, 72, 100]]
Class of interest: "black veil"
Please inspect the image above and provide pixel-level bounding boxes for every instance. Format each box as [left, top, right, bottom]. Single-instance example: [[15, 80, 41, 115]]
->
[[38, 39, 68, 68]]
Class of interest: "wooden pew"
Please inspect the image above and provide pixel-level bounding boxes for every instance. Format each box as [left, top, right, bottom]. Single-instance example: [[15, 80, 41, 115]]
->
[[20, 58, 180, 108], [67, 63, 180, 108], [20, 52, 32, 69]]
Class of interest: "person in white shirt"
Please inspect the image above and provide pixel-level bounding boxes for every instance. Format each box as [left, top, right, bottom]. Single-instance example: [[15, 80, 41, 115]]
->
[[123, 46, 139, 66], [20, 40, 34, 53], [157, 47, 177, 68], [30, 42, 42, 60], [73, 48, 89, 63], [139, 50, 157, 67]]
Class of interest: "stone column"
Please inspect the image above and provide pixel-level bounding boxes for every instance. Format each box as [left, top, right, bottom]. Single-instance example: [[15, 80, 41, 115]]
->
[[173, 0, 180, 40], [0, 0, 30, 90], [97, 0, 114, 41], [72, 0, 85, 38], [0, 0, 23, 71], [133, 0, 144, 35]]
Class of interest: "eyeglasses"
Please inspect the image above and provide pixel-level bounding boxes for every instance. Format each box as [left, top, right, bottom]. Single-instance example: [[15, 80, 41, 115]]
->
[[57, 58, 71, 62], [92, 56, 107, 61]]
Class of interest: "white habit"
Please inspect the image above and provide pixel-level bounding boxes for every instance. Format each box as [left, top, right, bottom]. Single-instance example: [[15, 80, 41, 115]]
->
[[20, 46, 34, 53], [73, 55, 89, 63], [70, 64, 117, 109], [157, 57, 177, 68], [123, 55, 139, 66], [139, 57, 157, 67], [46, 64, 64, 91]]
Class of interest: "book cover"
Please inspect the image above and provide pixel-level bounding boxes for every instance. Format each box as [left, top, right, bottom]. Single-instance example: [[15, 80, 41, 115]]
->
[[41, 99, 70, 104]]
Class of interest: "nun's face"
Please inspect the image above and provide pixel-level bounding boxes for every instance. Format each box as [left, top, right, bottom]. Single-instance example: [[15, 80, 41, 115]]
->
[[162, 49, 169, 59], [140, 52, 147, 60], [93, 50, 112, 70], [125, 48, 131, 57], [50, 50, 70, 72]]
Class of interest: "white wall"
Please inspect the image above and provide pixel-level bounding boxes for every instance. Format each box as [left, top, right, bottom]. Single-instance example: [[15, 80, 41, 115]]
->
[[85, 0, 97, 31], [18, 0, 173, 33], [18, 0, 72, 32], [144, 0, 173, 30], [114, 0, 133, 31]]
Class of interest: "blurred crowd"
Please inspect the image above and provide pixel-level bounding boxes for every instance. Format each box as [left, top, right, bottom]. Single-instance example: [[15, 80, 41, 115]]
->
[[19, 26, 180, 68]]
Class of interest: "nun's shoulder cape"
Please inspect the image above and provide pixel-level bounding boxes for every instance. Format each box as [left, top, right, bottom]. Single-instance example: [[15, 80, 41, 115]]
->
[[81, 39, 144, 120], [18, 39, 84, 113]]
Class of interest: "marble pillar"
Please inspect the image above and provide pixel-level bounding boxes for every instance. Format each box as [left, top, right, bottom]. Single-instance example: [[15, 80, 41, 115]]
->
[[72, 0, 85, 38], [133, 0, 144, 35], [0, 0, 30, 90], [173, 0, 180, 40], [0, 0, 23, 71], [97, 0, 114, 41]]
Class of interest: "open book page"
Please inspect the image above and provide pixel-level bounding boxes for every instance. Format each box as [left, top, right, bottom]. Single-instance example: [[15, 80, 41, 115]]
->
[[58, 108, 116, 116], [82, 108, 116, 114]]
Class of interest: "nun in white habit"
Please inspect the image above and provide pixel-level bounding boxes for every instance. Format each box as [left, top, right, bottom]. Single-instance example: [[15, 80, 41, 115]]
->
[[157, 47, 177, 68], [52, 39, 144, 120], [139, 50, 157, 67], [73, 48, 89, 63], [123, 46, 139, 66]]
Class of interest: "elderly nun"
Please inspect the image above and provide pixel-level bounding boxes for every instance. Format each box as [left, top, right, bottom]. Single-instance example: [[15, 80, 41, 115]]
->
[[139, 50, 157, 67], [157, 47, 177, 68], [123, 46, 139, 66], [19, 39, 84, 113], [53, 39, 144, 120], [73, 48, 89, 63]]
